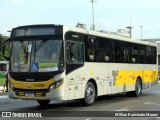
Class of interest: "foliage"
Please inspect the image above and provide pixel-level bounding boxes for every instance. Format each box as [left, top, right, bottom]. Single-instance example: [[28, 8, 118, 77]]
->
[[0, 78, 5, 86], [0, 35, 10, 61]]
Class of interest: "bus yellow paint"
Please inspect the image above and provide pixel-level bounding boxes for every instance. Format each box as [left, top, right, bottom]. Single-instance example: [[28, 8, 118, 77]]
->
[[90, 70, 93, 75], [115, 70, 158, 86], [10, 78, 56, 90]]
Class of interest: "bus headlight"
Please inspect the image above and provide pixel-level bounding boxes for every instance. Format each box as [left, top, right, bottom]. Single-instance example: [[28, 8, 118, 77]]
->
[[49, 79, 63, 91], [56, 80, 62, 87], [49, 84, 56, 91], [9, 82, 14, 91]]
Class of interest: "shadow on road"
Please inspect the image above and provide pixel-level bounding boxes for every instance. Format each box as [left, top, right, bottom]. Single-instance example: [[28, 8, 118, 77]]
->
[[13, 93, 151, 111]]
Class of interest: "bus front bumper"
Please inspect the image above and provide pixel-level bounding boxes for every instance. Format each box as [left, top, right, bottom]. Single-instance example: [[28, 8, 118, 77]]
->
[[8, 87, 65, 101]]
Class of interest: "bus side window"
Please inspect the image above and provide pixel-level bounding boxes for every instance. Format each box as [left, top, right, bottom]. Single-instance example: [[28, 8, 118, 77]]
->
[[67, 41, 84, 64], [132, 44, 139, 63], [69, 43, 77, 62]]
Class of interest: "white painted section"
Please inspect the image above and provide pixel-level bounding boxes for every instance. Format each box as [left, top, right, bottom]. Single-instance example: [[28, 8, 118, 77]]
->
[[144, 102, 160, 106]]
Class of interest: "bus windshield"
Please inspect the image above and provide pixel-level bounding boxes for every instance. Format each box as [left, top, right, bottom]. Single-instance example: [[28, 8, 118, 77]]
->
[[10, 39, 64, 72]]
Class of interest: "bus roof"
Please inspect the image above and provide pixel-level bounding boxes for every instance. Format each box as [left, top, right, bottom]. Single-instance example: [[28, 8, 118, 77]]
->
[[64, 25, 156, 47], [11, 24, 156, 47]]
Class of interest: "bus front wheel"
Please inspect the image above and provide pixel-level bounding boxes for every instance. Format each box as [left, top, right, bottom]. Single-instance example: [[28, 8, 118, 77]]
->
[[81, 82, 96, 106], [37, 100, 51, 106]]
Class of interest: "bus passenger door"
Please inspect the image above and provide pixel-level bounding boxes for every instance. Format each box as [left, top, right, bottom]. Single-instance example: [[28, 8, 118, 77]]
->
[[65, 37, 85, 100]]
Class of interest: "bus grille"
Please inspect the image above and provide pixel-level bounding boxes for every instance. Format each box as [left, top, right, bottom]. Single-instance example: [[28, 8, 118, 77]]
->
[[15, 89, 47, 97]]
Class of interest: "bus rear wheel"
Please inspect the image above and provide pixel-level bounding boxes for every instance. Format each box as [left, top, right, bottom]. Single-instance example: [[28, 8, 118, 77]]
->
[[37, 100, 51, 106], [135, 78, 142, 96], [126, 78, 142, 97], [81, 82, 96, 106]]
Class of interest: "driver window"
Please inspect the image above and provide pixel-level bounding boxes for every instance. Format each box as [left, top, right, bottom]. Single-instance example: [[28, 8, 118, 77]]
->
[[67, 41, 84, 64]]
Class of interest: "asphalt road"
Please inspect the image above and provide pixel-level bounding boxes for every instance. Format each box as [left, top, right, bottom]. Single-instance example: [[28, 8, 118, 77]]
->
[[0, 83, 160, 120]]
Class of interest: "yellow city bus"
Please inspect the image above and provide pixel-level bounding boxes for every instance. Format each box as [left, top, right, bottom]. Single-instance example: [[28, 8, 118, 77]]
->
[[2, 24, 158, 106]]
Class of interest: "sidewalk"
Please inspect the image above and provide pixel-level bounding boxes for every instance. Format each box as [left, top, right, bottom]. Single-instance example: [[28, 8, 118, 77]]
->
[[0, 91, 8, 96]]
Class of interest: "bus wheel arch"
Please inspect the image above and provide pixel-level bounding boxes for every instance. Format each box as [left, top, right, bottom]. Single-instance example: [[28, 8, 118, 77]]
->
[[81, 79, 97, 106], [126, 77, 142, 97], [88, 79, 98, 98]]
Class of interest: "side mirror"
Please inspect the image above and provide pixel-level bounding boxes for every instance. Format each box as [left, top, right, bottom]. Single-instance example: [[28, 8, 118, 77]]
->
[[1, 39, 11, 61]]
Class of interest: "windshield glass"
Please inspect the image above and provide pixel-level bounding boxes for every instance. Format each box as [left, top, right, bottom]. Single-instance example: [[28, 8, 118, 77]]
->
[[10, 39, 64, 72]]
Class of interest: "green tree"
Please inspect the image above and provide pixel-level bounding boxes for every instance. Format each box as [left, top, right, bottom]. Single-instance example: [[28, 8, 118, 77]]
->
[[0, 35, 10, 61]]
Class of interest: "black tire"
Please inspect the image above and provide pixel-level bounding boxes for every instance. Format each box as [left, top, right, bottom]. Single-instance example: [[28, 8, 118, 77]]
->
[[134, 78, 142, 96], [126, 78, 142, 97], [37, 100, 51, 106], [81, 82, 96, 106]]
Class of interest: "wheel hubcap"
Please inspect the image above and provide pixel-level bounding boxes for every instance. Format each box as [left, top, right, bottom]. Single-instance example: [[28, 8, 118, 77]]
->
[[137, 82, 141, 94], [86, 86, 94, 104]]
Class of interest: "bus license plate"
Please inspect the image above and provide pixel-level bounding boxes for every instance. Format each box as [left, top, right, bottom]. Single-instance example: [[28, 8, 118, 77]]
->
[[25, 92, 34, 97]]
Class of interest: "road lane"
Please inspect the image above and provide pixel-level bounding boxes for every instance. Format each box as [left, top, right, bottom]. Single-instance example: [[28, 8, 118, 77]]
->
[[0, 83, 160, 120]]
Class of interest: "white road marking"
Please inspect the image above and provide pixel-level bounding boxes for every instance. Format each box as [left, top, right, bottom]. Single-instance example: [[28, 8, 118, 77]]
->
[[114, 108, 129, 111], [114, 106, 134, 111], [86, 118, 92, 120], [0, 95, 9, 99], [144, 102, 160, 106]]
